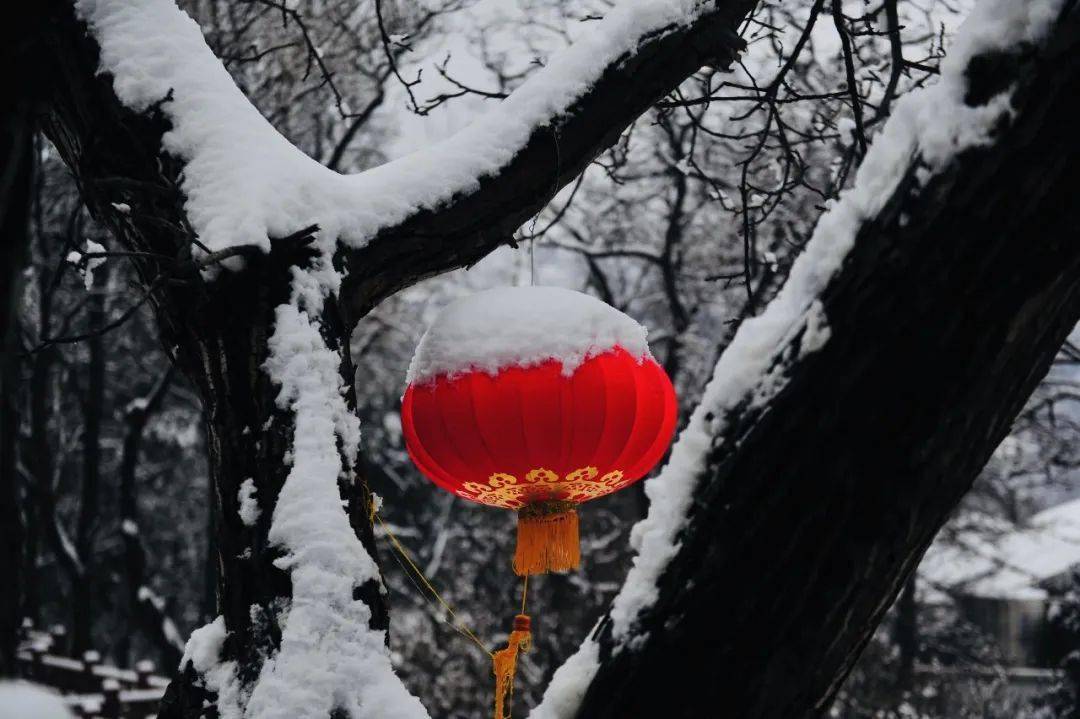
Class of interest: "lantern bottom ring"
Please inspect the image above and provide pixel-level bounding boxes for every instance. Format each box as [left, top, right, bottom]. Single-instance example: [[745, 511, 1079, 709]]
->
[[513, 500, 581, 576]]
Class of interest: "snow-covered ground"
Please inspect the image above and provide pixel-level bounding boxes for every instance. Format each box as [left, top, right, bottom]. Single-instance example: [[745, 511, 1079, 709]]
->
[[0, 681, 73, 719]]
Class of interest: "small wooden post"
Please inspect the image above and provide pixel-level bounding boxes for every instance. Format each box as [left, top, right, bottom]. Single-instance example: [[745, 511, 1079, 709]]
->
[[82, 649, 101, 693], [101, 677, 121, 719], [135, 659, 155, 688], [27, 640, 44, 682], [48, 624, 66, 654]]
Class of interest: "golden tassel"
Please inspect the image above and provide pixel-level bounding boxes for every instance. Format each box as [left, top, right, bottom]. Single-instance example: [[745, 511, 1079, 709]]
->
[[513, 501, 580, 576], [493, 614, 532, 719]]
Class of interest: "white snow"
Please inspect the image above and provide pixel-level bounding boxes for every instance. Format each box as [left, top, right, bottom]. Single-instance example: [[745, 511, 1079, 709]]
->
[[0, 681, 73, 719], [125, 397, 149, 414], [237, 479, 260, 527], [800, 301, 831, 356], [76, 0, 713, 258], [180, 616, 245, 719], [251, 304, 427, 719], [921, 498, 1080, 601], [66, 240, 107, 290], [529, 638, 600, 719], [162, 616, 186, 653], [135, 582, 184, 652], [181, 615, 227, 673], [406, 286, 652, 385]]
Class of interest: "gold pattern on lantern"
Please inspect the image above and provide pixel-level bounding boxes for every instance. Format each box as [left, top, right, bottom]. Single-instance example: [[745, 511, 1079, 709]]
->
[[565, 466, 599, 483], [455, 466, 627, 509], [487, 472, 516, 488], [600, 470, 624, 487], [525, 468, 559, 484]]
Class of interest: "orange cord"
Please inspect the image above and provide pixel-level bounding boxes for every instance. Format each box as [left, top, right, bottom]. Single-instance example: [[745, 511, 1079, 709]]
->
[[493, 580, 531, 719], [370, 499, 534, 719]]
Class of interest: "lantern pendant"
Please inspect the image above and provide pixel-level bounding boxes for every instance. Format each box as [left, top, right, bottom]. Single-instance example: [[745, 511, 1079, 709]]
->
[[402, 286, 677, 577]]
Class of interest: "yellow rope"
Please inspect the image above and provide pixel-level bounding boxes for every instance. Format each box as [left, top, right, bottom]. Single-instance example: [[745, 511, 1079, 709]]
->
[[369, 496, 532, 719], [506, 577, 529, 716], [372, 509, 493, 658]]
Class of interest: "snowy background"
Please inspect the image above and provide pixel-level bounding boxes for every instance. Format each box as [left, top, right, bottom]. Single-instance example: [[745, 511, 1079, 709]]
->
[[10, 0, 1080, 717]]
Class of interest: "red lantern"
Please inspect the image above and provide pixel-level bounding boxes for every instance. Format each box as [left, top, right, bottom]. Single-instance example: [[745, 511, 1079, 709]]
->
[[401, 287, 677, 576]]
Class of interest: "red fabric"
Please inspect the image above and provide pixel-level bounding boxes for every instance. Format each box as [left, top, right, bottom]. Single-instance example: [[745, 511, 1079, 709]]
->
[[401, 346, 677, 510]]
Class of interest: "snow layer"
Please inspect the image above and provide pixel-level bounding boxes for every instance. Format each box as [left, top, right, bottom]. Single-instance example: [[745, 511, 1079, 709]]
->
[[237, 478, 260, 527], [180, 616, 246, 719], [76, 0, 713, 257], [180, 615, 227, 673], [67, 240, 107, 290], [0, 681, 73, 719], [406, 286, 652, 385], [250, 305, 426, 719], [529, 637, 600, 719]]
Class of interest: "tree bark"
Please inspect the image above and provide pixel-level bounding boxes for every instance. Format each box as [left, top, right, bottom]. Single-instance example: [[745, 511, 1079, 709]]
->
[[0, 1, 54, 671], [571, 7, 1080, 718], [0, 68, 35, 682]]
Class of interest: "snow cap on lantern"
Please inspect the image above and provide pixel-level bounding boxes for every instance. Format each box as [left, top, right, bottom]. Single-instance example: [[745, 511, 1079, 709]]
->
[[405, 286, 652, 384], [402, 286, 677, 575]]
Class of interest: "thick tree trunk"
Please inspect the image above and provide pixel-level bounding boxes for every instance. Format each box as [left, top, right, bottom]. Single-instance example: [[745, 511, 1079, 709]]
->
[[571, 8, 1080, 718], [30, 5, 384, 712], [151, 256, 384, 718], [0, 1, 53, 669]]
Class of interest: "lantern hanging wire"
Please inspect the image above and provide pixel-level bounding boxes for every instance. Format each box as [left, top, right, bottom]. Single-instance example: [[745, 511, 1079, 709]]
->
[[369, 500, 531, 719]]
